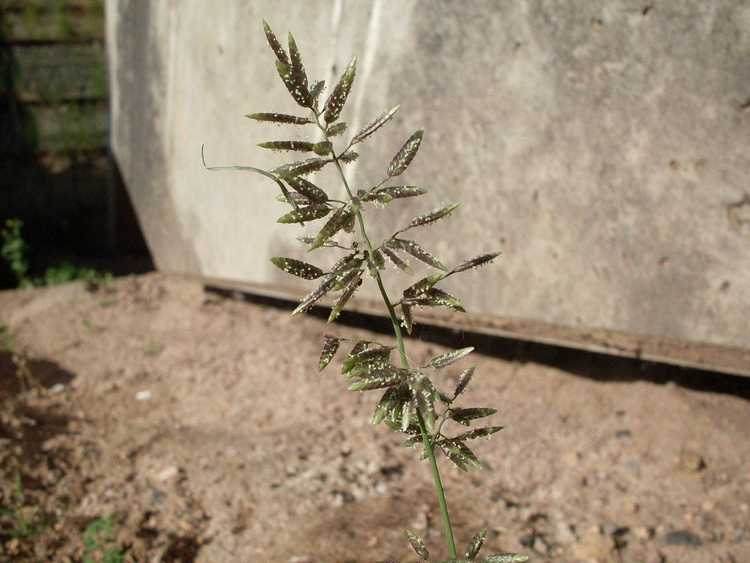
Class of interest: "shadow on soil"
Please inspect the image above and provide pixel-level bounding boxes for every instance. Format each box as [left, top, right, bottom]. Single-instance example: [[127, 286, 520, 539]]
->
[[208, 288, 750, 401]]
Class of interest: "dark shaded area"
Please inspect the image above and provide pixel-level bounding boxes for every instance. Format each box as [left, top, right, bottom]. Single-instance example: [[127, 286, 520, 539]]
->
[[0, 349, 76, 399], [207, 287, 750, 401], [0, 3, 152, 289]]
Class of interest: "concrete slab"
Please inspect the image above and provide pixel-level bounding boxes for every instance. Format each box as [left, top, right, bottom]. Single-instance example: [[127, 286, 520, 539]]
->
[[107, 1, 750, 374]]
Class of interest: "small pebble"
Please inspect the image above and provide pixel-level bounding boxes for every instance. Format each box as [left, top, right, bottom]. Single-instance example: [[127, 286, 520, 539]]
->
[[661, 529, 702, 547], [135, 390, 152, 401]]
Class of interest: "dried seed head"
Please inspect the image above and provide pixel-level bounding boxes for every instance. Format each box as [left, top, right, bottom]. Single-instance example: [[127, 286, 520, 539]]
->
[[387, 130, 423, 177]]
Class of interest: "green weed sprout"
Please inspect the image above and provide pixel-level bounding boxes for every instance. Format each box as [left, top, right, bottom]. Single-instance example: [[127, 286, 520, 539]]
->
[[204, 21, 527, 563]]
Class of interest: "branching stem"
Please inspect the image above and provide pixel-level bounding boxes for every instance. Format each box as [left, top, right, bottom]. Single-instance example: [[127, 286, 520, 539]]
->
[[315, 115, 458, 559]]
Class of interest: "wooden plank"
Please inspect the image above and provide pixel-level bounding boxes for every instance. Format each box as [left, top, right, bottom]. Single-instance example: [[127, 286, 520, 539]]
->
[[195, 275, 750, 378], [0, 102, 107, 154], [0, 43, 107, 101], [1, 1, 104, 42]]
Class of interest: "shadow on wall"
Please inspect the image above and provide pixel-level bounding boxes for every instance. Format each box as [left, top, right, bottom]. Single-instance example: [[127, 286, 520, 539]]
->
[[0, 4, 152, 288], [210, 288, 750, 402]]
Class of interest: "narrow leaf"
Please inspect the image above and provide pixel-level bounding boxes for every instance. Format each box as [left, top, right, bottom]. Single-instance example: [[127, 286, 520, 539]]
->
[[387, 238, 447, 270], [287, 32, 312, 107], [312, 206, 354, 250], [319, 335, 341, 371], [387, 130, 423, 177], [343, 347, 393, 374], [277, 205, 331, 224], [339, 150, 359, 164], [246, 112, 312, 125], [313, 141, 333, 156], [370, 249, 386, 270], [270, 257, 324, 280], [276, 61, 311, 108], [330, 252, 365, 274], [292, 275, 337, 315], [263, 20, 289, 65], [427, 347, 474, 369], [452, 426, 504, 442], [324, 56, 357, 123], [372, 387, 400, 425], [310, 80, 325, 104], [382, 248, 410, 272], [403, 203, 460, 231], [348, 368, 404, 391], [451, 252, 502, 274], [406, 287, 465, 312], [276, 192, 309, 205], [439, 440, 481, 471], [453, 366, 476, 399], [343, 211, 356, 233], [405, 530, 430, 561], [450, 407, 497, 426], [403, 273, 445, 299], [327, 122, 347, 137], [373, 185, 427, 200], [466, 528, 487, 560], [328, 273, 362, 322], [273, 158, 330, 178], [258, 140, 316, 152], [286, 176, 328, 203], [351, 105, 400, 145], [401, 303, 414, 334]]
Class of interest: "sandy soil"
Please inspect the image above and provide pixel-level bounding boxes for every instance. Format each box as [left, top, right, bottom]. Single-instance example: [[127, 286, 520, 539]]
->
[[0, 273, 748, 562]]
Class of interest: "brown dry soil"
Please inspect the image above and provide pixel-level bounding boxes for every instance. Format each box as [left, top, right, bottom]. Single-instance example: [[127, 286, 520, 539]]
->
[[0, 273, 748, 563]]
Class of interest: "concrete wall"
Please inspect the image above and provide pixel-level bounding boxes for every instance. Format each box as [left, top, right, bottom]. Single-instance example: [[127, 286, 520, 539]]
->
[[106, 1, 750, 374]]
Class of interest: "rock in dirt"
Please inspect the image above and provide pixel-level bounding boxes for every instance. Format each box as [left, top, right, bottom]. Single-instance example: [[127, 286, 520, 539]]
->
[[661, 529, 702, 547]]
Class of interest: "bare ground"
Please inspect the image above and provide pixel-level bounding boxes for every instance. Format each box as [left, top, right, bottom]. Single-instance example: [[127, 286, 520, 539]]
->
[[0, 273, 748, 562]]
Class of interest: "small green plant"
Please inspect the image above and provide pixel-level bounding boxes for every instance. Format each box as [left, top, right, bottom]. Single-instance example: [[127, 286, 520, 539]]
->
[[0, 472, 45, 541], [1, 219, 31, 288], [0, 219, 112, 289], [83, 516, 124, 563], [204, 21, 527, 562]]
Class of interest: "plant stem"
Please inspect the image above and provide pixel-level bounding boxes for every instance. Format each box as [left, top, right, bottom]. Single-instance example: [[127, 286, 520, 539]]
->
[[317, 118, 458, 559]]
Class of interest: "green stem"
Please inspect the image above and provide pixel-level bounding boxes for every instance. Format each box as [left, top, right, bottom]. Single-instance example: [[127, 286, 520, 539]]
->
[[317, 117, 458, 559]]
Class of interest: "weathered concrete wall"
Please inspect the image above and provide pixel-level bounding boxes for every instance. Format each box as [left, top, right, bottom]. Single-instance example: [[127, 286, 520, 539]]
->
[[107, 1, 750, 373]]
